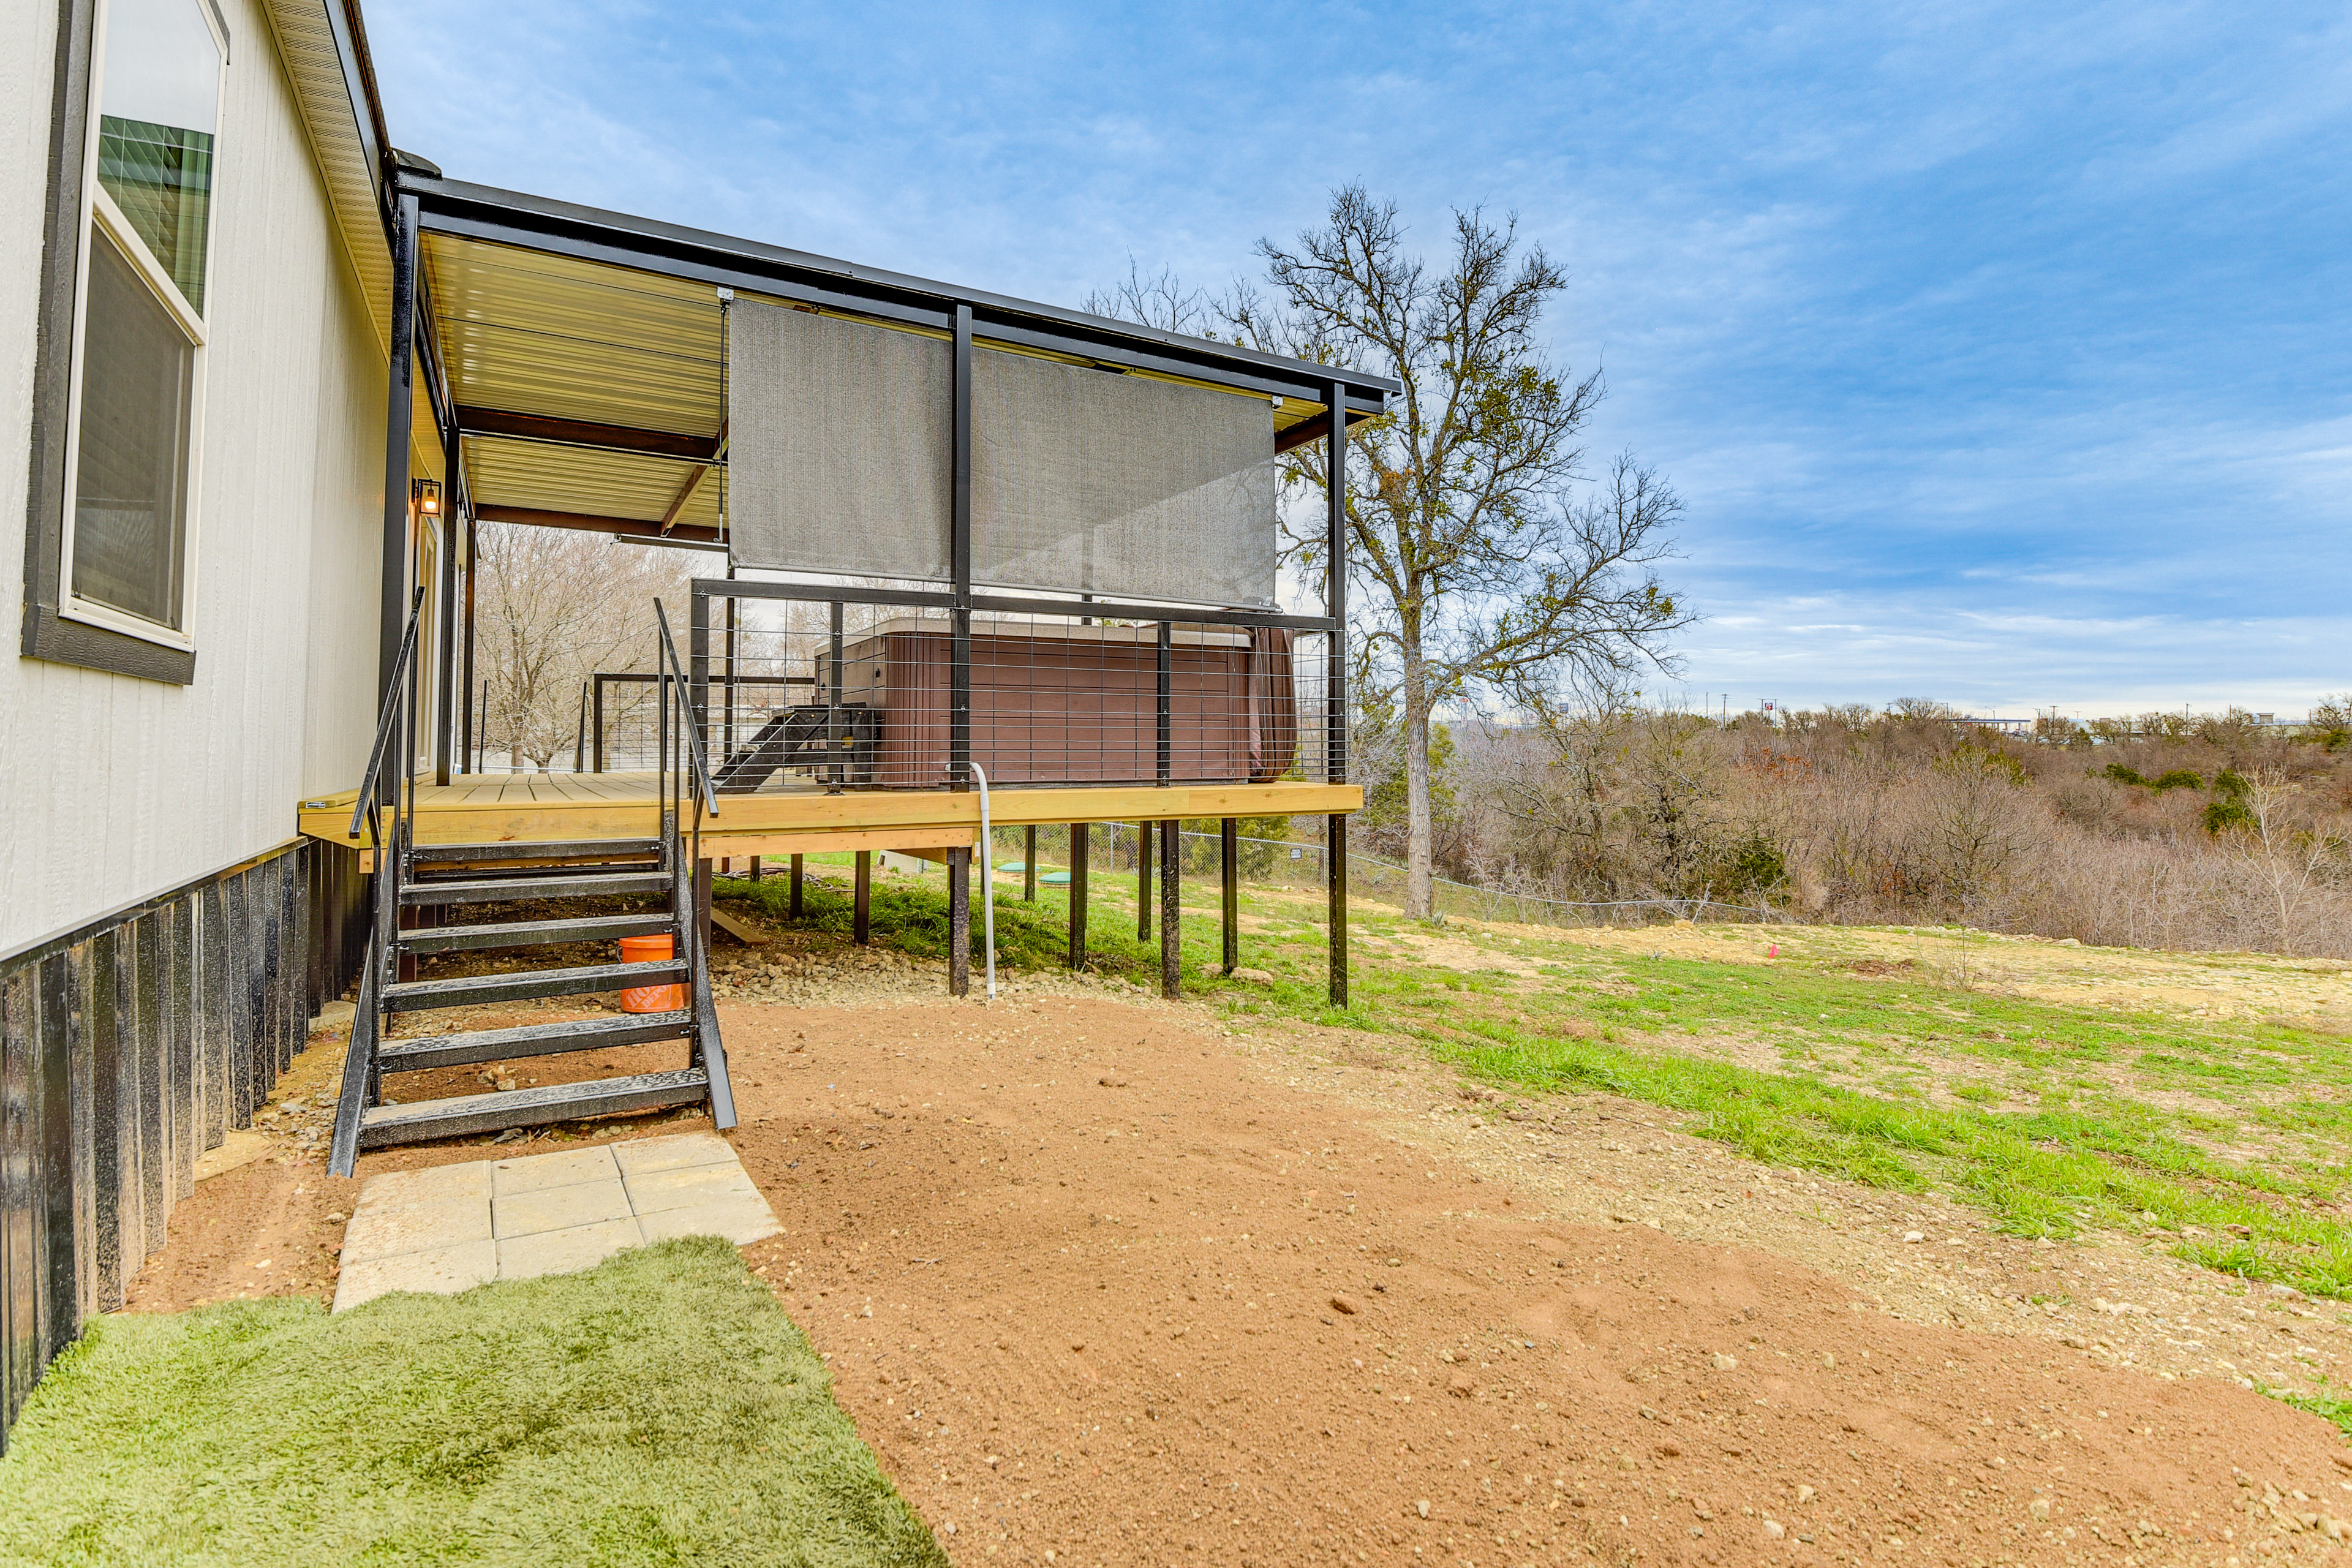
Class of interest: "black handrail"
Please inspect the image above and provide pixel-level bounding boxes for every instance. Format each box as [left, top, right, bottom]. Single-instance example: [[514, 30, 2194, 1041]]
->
[[654, 599, 720, 823], [348, 588, 426, 842]]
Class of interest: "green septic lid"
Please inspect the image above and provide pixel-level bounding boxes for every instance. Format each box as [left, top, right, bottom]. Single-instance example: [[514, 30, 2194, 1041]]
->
[[997, 861, 1028, 873], [1039, 872, 1071, 886]]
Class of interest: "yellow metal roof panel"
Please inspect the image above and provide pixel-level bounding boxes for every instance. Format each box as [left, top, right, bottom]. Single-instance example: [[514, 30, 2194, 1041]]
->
[[424, 233, 724, 439], [464, 435, 720, 530]]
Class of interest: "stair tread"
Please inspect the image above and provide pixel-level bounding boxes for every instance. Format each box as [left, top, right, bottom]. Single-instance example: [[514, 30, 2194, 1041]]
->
[[400, 871, 671, 905], [358, 1067, 709, 1140], [382, 958, 685, 1011], [410, 838, 663, 862], [377, 1010, 694, 1069], [399, 913, 674, 954]]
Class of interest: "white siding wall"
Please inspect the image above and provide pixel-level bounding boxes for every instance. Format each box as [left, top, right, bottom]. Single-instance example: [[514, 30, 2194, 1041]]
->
[[0, 0, 385, 952]]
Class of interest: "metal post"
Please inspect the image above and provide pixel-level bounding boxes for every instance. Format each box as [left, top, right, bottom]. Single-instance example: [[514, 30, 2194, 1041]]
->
[[1159, 818, 1181, 998], [1137, 818, 1153, 941], [477, 679, 489, 770], [853, 851, 872, 944], [459, 516, 477, 773], [1221, 816, 1238, 974], [1156, 620, 1172, 785], [790, 854, 804, 918], [723, 568, 739, 760], [377, 192, 420, 705], [1023, 825, 1037, 902], [827, 599, 845, 793], [688, 589, 710, 772], [947, 847, 971, 997], [1326, 377, 1351, 1008], [573, 681, 588, 771], [1067, 823, 1088, 969], [949, 303, 974, 796], [695, 858, 713, 960], [434, 484, 458, 785], [592, 675, 606, 772]]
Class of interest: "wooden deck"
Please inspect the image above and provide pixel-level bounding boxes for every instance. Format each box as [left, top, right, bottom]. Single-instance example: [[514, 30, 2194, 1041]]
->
[[298, 772, 1360, 862]]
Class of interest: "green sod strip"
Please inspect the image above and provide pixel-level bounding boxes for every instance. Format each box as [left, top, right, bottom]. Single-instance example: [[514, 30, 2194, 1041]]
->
[[0, 1238, 946, 1568]]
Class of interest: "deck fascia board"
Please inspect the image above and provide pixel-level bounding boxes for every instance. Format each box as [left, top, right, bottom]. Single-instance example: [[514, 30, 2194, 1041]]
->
[[299, 776, 1361, 851]]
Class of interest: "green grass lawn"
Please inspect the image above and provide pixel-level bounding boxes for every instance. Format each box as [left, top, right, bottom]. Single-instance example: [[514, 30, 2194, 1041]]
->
[[722, 853, 2352, 1298], [0, 1238, 946, 1568]]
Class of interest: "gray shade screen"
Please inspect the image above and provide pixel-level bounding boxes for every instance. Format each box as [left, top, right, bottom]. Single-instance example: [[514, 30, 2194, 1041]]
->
[[728, 303, 1278, 608], [727, 301, 952, 579], [972, 348, 1277, 608]]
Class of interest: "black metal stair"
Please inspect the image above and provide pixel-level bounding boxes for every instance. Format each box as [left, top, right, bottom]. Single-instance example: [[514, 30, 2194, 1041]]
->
[[328, 818, 734, 1172]]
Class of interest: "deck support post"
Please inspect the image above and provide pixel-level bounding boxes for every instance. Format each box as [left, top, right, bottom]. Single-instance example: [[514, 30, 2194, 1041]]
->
[[1325, 377, 1351, 1009], [947, 848, 971, 997], [853, 851, 871, 944], [1067, 823, 1088, 969], [1221, 817, 1238, 974], [789, 854, 804, 918], [1023, 826, 1037, 902], [1136, 820, 1153, 941], [377, 191, 420, 706], [1159, 818, 1180, 999], [748, 856, 761, 883]]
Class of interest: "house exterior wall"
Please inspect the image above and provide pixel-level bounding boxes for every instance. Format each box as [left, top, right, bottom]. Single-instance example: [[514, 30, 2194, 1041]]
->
[[1, 0, 386, 957], [0, 0, 385, 1440]]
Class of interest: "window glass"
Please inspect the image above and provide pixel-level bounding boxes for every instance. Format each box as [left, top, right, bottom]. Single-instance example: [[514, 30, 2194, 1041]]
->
[[72, 230, 194, 628], [97, 0, 221, 314]]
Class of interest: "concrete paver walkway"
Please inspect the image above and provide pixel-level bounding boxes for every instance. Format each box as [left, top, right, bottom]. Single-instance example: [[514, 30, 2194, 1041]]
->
[[333, 1133, 780, 1311]]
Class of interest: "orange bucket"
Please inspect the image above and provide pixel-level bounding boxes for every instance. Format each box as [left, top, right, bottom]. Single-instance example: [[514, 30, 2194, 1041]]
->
[[618, 933, 686, 1012]]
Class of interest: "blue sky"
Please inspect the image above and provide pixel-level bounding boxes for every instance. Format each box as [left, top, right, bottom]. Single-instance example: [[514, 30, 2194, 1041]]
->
[[368, 1, 2351, 719]]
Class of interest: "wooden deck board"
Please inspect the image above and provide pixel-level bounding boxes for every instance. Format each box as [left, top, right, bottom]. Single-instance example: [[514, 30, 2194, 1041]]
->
[[299, 772, 1361, 853]]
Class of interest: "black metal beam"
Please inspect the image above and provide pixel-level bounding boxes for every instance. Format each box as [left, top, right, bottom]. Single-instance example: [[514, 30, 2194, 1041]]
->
[[378, 192, 420, 704], [473, 504, 722, 543], [457, 405, 720, 463], [853, 851, 872, 944], [399, 171, 1400, 411], [689, 578, 1332, 631]]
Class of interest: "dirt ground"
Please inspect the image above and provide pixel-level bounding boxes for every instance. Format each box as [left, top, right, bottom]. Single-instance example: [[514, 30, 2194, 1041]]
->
[[129, 976, 2352, 1568]]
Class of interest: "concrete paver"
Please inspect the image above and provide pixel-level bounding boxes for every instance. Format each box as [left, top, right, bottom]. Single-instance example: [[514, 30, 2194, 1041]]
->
[[332, 1133, 780, 1311]]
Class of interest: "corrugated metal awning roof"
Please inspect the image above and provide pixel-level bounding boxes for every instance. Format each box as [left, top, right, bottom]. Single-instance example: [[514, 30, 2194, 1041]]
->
[[408, 174, 1396, 547]]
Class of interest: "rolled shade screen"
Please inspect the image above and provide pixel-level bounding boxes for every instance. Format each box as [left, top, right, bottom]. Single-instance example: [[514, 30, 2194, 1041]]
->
[[727, 300, 952, 579], [972, 348, 1278, 608], [728, 300, 1279, 608]]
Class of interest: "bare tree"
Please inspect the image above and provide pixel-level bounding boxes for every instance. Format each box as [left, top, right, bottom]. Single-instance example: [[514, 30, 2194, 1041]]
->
[[1224, 188, 1695, 918], [2224, 771, 2346, 956], [1083, 258, 1217, 336], [475, 524, 691, 769]]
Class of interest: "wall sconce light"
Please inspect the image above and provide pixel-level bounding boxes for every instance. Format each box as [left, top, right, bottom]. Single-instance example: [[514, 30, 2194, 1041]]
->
[[412, 478, 442, 517]]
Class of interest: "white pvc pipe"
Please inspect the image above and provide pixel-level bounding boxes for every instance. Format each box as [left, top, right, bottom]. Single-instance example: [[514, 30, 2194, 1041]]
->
[[969, 761, 998, 1001]]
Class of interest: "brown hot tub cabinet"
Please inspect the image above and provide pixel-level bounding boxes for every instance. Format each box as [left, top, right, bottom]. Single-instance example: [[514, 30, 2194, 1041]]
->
[[715, 617, 1298, 791]]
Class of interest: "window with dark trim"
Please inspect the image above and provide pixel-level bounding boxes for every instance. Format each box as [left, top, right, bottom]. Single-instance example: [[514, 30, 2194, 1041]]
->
[[20, 0, 227, 684]]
